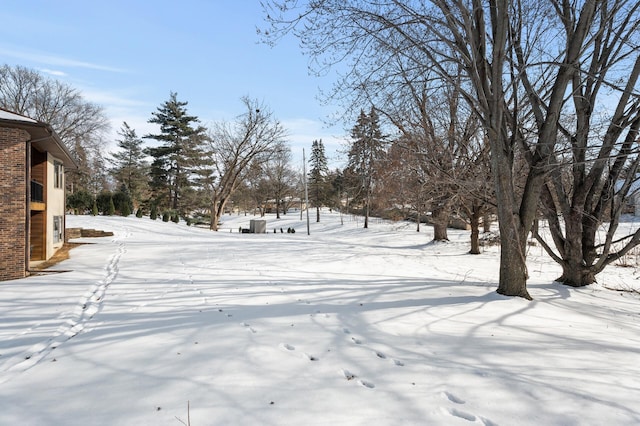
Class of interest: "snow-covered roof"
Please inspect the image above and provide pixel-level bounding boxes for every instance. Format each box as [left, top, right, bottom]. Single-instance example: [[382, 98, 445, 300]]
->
[[0, 108, 38, 123], [0, 108, 77, 169]]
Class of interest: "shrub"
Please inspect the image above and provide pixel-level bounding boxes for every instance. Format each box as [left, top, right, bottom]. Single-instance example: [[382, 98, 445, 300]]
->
[[67, 190, 95, 213]]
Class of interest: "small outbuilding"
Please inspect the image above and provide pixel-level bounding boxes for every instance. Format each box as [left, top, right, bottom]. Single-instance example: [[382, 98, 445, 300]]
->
[[249, 219, 267, 234]]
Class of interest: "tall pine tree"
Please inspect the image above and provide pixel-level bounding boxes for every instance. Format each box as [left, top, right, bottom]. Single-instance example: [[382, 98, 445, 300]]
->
[[144, 92, 207, 216], [346, 107, 387, 228], [308, 139, 329, 222], [110, 122, 148, 210]]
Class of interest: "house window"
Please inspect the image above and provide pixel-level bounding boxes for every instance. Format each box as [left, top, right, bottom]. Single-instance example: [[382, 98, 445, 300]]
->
[[53, 216, 63, 243], [54, 161, 63, 189]]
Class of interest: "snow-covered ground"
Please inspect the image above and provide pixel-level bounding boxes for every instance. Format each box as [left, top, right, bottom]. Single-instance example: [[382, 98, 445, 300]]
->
[[1, 210, 639, 425]]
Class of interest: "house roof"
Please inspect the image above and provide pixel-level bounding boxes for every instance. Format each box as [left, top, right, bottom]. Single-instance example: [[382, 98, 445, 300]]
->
[[0, 108, 77, 169]]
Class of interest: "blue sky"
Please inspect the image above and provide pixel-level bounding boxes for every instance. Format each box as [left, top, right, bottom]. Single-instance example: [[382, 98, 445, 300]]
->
[[0, 1, 345, 167]]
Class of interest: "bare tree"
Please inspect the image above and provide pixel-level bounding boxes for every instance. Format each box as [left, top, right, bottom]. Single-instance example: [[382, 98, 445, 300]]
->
[[264, 141, 297, 218], [0, 64, 110, 193], [203, 97, 288, 230], [526, 2, 640, 286], [262, 0, 640, 298]]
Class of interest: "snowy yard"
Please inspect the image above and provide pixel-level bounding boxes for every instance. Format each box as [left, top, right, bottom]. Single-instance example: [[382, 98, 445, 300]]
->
[[1, 211, 639, 425]]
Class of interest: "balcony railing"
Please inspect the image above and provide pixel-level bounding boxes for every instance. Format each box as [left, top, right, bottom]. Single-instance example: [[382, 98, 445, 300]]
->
[[31, 180, 44, 203]]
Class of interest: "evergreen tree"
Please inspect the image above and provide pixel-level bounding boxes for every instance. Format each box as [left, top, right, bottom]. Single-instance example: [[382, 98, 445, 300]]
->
[[110, 122, 149, 209], [145, 92, 207, 217], [308, 139, 329, 222], [108, 197, 116, 216], [345, 107, 387, 228], [113, 184, 133, 216]]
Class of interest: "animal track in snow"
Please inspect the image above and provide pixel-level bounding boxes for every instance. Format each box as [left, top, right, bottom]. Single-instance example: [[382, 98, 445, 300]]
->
[[241, 322, 257, 333], [370, 349, 404, 366], [339, 369, 374, 388], [302, 352, 319, 361], [351, 337, 362, 345], [341, 369, 357, 380]]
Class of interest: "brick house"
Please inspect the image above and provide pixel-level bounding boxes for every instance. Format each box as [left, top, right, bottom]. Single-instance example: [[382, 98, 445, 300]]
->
[[0, 108, 76, 281]]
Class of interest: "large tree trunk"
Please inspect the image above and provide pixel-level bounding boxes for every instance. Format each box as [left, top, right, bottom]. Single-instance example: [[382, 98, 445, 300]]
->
[[495, 216, 531, 299], [431, 204, 449, 241], [557, 263, 596, 287], [489, 120, 533, 300], [210, 195, 222, 231], [432, 222, 448, 241], [551, 201, 597, 287]]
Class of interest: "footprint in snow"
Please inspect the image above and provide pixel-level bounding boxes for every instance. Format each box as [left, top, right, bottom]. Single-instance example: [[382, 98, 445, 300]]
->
[[279, 343, 295, 351], [358, 379, 375, 389], [351, 337, 362, 345], [443, 391, 465, 404], [445, 407, 476, 422], [374, 350, 386, 359]]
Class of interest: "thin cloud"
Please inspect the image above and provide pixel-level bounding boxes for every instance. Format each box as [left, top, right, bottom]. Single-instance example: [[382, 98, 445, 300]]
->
[[0, 46, 127, 73], [39, 68, 67, 77]]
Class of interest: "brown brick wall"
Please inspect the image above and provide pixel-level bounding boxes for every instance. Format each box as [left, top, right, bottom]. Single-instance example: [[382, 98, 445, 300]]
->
[[0, 127, 29, 281]]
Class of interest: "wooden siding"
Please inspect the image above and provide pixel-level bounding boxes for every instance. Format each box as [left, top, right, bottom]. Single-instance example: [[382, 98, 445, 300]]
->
[[30, 211, 46, 261]]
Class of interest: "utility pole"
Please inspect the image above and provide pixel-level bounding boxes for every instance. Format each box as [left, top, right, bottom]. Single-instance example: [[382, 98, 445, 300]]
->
[[303, 148, 310, 235]]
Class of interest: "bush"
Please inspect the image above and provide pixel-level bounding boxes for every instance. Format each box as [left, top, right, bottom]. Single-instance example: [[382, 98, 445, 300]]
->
[[150, 205, 158, 220], [113, 185, 133, 216], [162, 212, 170, 222], [96, 191, 114, 215], [136, 208, 143, 218], [67, 190, 95, 213], [171, 213, 179, 223]]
